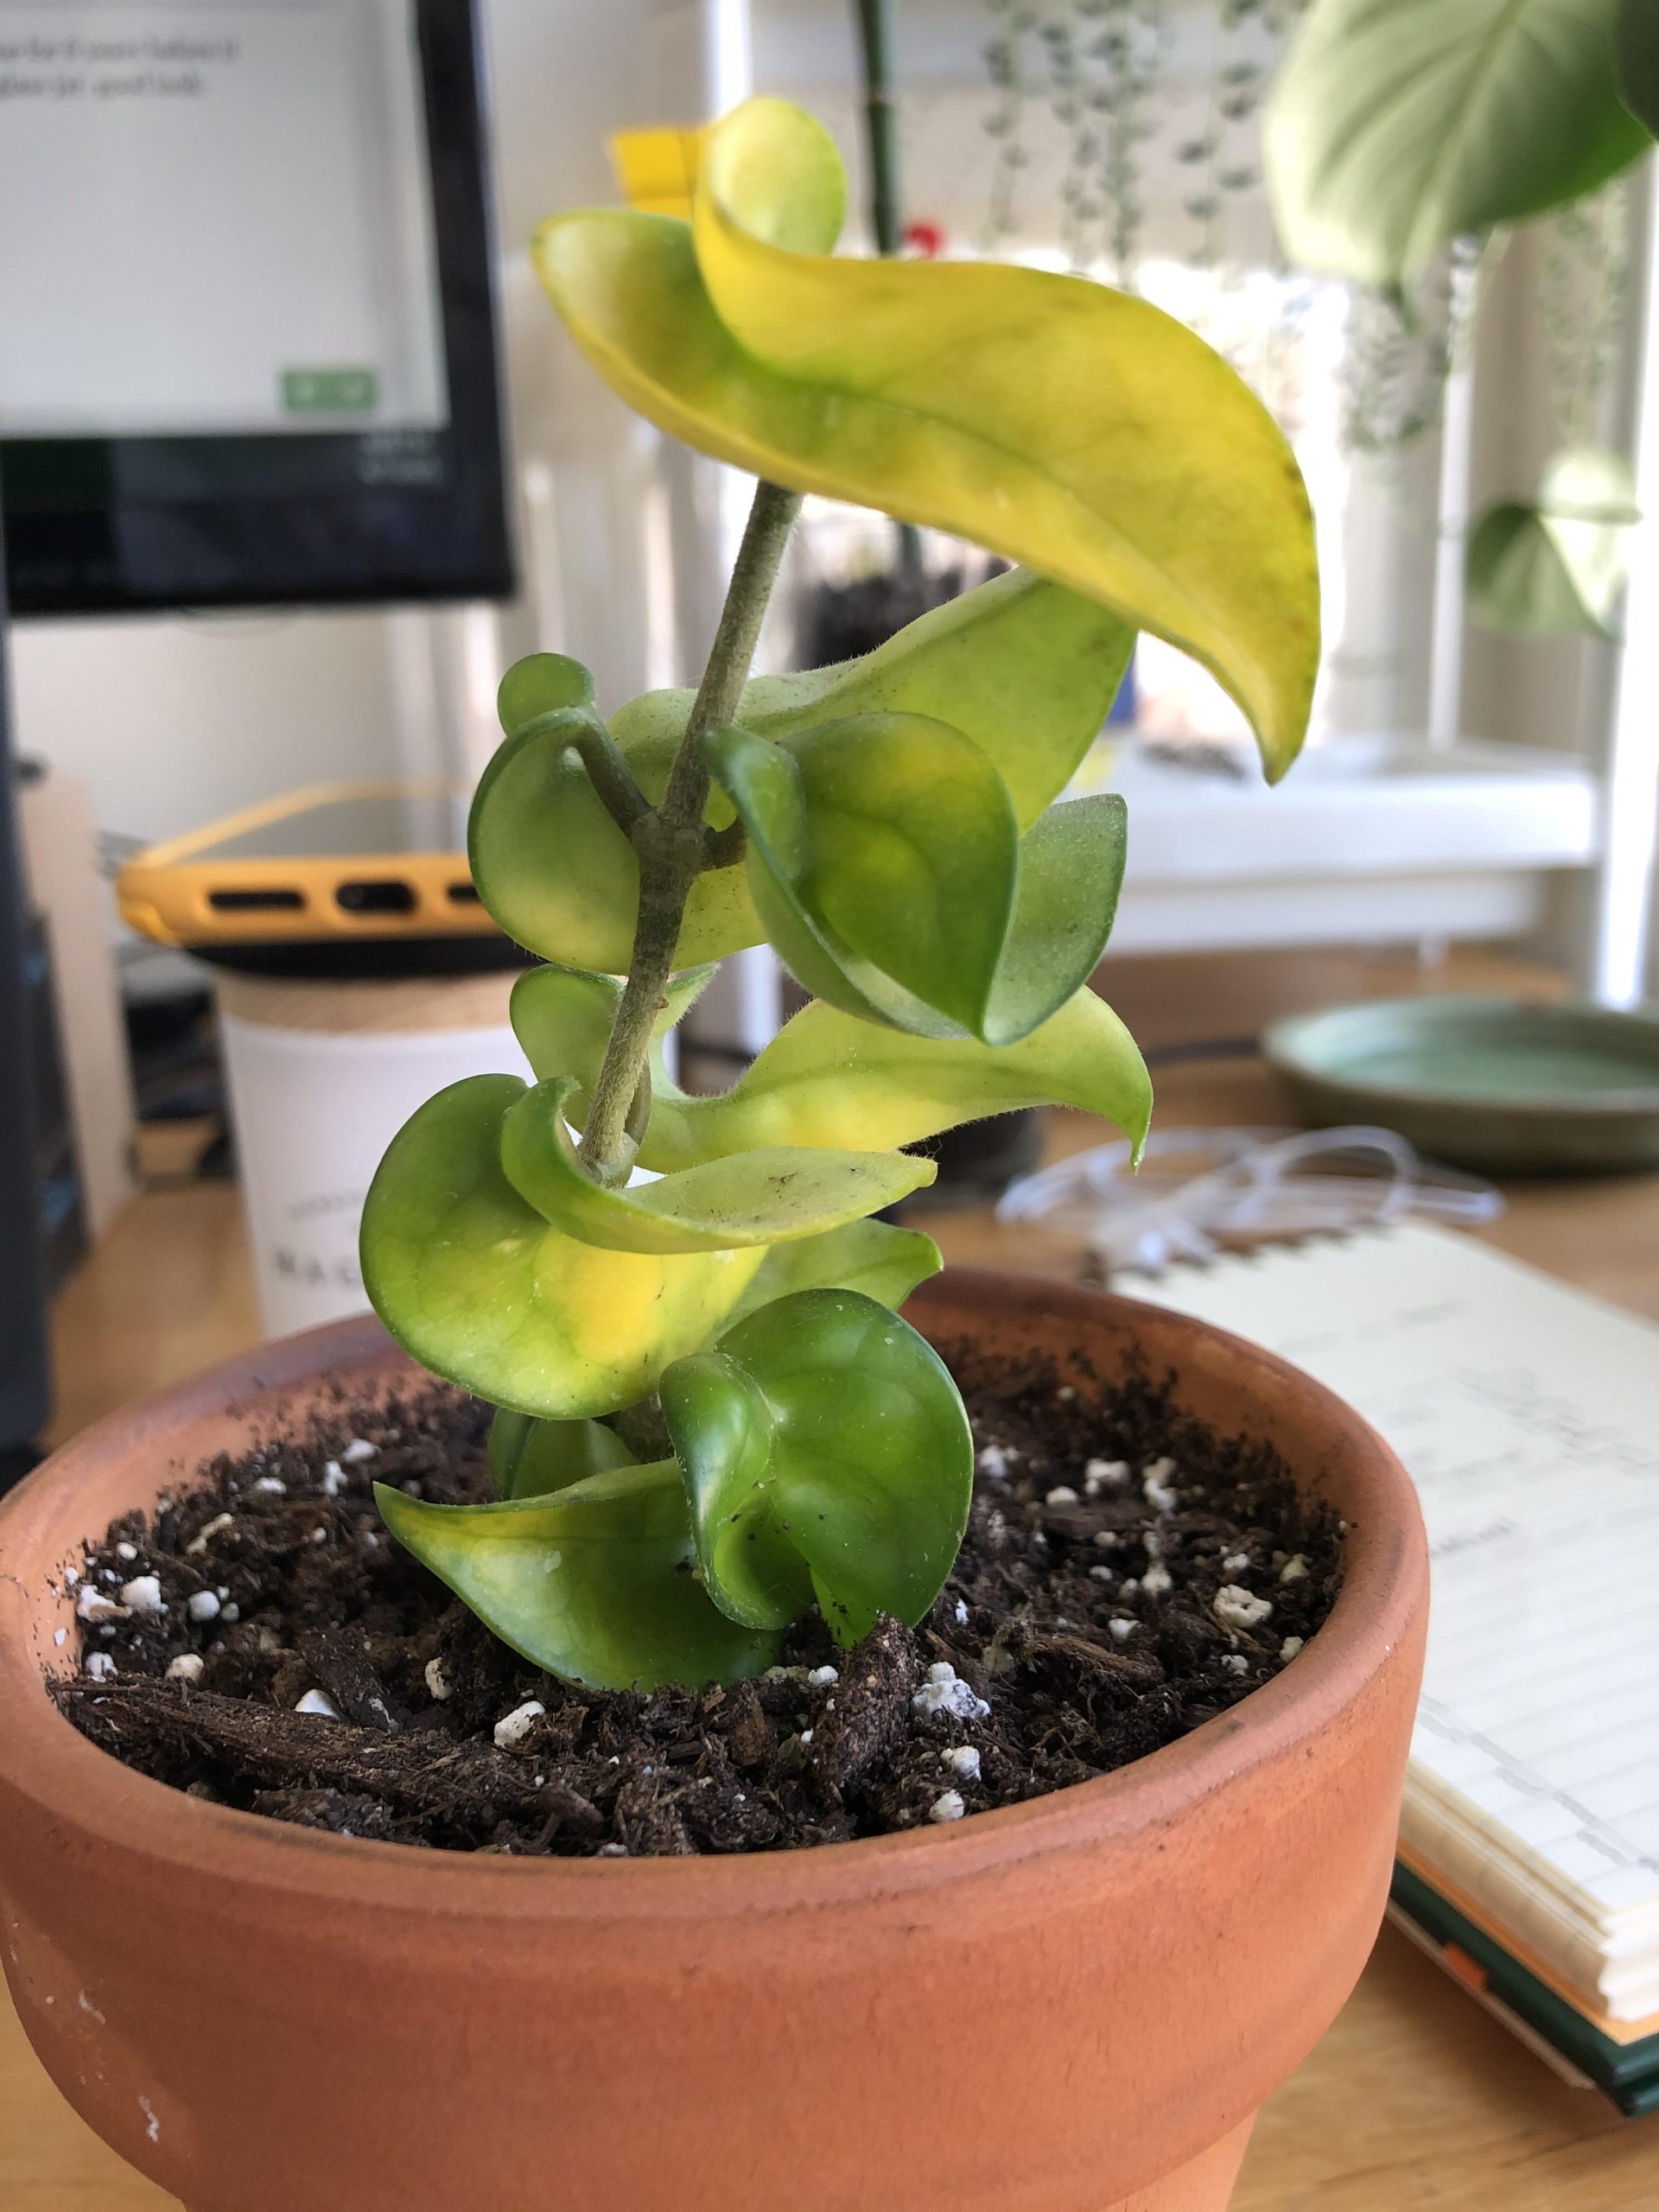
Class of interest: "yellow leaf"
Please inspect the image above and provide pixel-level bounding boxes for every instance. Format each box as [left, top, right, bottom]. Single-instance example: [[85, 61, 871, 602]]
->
[[536, 97, 1319, 780]]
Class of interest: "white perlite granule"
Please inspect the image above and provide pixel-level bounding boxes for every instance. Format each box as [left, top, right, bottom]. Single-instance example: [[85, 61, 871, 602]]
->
[[1045, 1485, 1079, 1507], [1140, 1562, 1173, 1599], [1212, 1584, 1273, 1632], [320, 1462, 347, 1497], [84, 1651, 117, 1681], [806, 1664, 839, 1688], [166, 1653, 205, 1685], [976, 1445, 1011, 1481], [251, 1476, 286, 1496], [75, 1586, 123, 1624], [1221, 1654, 1249, 1676], [187, 1513, 233, 1557], [493, 1700, 544, 1750], [943, 1745, 981, 1783], [296, 1688, 342, 1719], [1141, 1459, 1179, 1513], [1279, 1554, 1309, 1585], [1108, 1618, 1135, 1643], [928, 1789, 966, 1824], [342, 1439, 378, 1463], [186, 1590, 220, 1624], [1279, 1636, 1306, 1663], [1084, 1458, 1128, 1494], [911, 1662, 989, 1723], [424, 1657, 454, 1702], [118, 1574, 165, 1615]]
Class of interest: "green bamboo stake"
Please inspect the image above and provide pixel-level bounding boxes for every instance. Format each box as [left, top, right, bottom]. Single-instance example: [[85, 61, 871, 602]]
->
[[852, 0, 924, 583]]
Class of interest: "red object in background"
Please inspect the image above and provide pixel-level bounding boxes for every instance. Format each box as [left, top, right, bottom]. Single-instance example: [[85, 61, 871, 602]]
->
[[904, 219, 945, 258]]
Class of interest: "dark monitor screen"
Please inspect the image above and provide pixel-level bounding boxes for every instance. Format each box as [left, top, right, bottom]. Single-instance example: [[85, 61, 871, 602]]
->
[[0, 0, 512, 613]]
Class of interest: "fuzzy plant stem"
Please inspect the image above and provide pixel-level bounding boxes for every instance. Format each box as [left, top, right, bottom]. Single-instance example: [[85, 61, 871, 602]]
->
[[576, 478, 802, 1178]]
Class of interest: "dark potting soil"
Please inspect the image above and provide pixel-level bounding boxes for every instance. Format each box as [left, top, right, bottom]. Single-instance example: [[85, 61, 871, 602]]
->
[[52, 1351, 1341, 1858]]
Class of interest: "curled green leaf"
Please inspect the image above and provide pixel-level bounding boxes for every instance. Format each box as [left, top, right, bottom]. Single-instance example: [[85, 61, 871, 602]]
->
[[509, 957, 1151, 1174], [508, 961, 713, 1101], [359, 1075, 765, 1418], [489, 1408, 636, 1501], [703, 717, 1128, 1046], [376, 1464, 776, 1691], [469, 569, 1134, 974], [661, 1288, 973, 1645], [498, 1076, 936, 1255], [724, 1218, 943, 1330]]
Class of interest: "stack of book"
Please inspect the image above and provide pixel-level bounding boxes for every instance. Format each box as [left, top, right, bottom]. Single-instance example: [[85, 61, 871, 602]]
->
[[1136, 1220, 1659, 2113]]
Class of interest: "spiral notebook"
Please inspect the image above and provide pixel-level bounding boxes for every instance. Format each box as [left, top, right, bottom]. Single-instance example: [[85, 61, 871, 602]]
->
[[1127, 1220, 1659, 2113]]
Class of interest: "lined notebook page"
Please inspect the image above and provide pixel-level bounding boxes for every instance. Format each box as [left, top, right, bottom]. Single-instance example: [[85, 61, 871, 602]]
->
[[1128, 1221, 1659, 2021]]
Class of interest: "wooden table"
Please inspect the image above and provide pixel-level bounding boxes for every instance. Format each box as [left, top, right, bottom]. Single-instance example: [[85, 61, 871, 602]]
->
[[8, 948, 1659, 2209]]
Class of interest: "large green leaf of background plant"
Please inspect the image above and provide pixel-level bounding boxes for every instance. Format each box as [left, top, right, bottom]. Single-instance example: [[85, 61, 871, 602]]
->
[[1267, 0, 1649, 289], [471, 569, 1132, 975], [1619, 0, 1659, 133], [1465, 446, 1639, 638], [509, 963, 1154, 1169], [535, 97, 1317, 785]]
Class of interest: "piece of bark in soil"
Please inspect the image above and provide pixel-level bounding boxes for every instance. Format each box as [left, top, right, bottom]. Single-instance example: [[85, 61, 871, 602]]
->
[[299, 1624, 401, 1734], [59, 1681, 545, 1823], [810, 1615, 916, 1789], [612, 1770, 695, 1857], [251, 1788, 422, 1846]]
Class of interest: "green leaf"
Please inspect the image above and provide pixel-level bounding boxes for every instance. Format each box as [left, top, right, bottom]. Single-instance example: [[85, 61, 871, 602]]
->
[[489, 1408, 635, 1501], [979, 796, 1129, 1046], [723, 1219, 942, 1330], [704, 718, 1129, 1046], [506, 955, 1151, 1173], [535, 97, 1317, 784], [1620, 0, 1659, 133], [496, 651, 597, 732], [660, 1289, 973, 1643], [376, 1465, 777, 1691], [707, 712, 1016, 1039], [637, 988, 1153, 1173], [469, 568, 1134, 974], [509, 961, 713, 1099], [498, 1076, 935, 1255], [359, 1075, 766, 1418], [1465, 447, 1638, 638], [1267, 0, 1650, 289]]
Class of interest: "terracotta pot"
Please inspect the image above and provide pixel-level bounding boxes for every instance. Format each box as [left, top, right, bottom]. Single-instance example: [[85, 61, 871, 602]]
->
[[0, 1272, 1427, 2212]]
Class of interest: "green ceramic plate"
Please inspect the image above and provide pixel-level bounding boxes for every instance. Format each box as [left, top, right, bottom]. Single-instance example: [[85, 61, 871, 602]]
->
[[1262, 995, 1659, 1175]]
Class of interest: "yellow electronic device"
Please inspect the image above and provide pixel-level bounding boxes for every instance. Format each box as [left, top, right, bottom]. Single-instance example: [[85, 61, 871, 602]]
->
[[118, 783, 513, 978]]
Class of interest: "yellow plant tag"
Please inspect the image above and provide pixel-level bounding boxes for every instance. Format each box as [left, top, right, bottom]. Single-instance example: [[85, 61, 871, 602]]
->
[[607, 126, 706, 219]]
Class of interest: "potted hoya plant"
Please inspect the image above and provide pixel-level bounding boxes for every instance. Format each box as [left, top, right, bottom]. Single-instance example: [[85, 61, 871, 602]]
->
[[0, 99, 1427, 2212]]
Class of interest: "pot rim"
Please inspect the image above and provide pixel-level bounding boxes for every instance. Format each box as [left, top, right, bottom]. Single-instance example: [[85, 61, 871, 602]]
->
[[0, 1268, 1425, 1921]]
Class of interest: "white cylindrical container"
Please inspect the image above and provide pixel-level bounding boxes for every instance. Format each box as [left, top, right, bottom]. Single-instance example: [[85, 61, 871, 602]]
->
[[216, 971, 524, 1338]]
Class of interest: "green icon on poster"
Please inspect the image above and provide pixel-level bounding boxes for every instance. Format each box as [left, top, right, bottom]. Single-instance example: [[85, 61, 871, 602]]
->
[[281, 367, 378, 414]]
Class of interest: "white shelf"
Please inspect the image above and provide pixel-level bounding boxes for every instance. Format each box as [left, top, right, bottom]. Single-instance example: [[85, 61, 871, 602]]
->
[[1089, 734, 1599, 957]]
